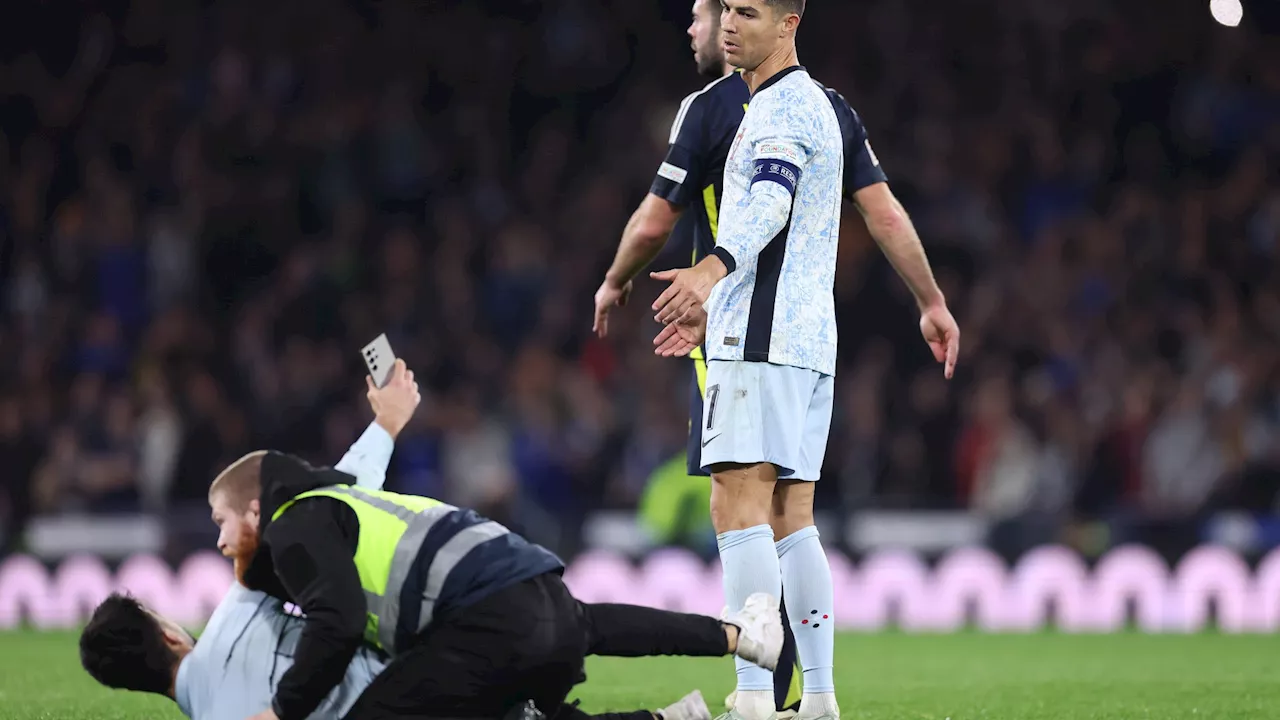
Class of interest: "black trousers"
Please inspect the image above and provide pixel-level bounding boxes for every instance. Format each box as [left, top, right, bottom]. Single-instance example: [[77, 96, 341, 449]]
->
[[343, 572, 728, 720]]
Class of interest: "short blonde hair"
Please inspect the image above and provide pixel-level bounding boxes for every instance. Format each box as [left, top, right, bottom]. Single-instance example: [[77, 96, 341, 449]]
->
[[209, 450, 267, 511]]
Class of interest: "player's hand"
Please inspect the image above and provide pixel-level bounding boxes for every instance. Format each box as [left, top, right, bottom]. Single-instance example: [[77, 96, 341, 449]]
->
[[246, 711, 279, 720], [593, 277, 633, 338], [920, 304, 960, 379], [650, 257, 725, 325], [367, 358, 421, 439], [654, 306, 707, 357]]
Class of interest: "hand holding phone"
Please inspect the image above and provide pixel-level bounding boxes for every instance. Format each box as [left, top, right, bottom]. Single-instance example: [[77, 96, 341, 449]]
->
[[360, 334, 420, 438]]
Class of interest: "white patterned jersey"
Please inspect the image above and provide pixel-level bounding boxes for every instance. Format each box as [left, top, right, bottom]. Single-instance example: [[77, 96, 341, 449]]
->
[[706, 65, 854, 377]]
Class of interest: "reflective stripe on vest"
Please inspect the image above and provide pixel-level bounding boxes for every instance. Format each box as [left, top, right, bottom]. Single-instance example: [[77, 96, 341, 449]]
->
[[271, 484, 510, 655]]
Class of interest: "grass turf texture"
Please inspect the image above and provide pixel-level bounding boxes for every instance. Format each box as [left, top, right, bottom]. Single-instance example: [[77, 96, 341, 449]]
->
[[2, 632, 1279, 719]]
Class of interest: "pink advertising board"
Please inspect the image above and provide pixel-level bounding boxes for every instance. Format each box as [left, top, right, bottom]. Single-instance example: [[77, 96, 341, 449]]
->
[[1, 545, 1274, 632]]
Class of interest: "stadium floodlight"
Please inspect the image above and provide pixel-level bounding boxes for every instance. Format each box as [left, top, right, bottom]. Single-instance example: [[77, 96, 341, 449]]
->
[[1210, 0, 1243, 26]]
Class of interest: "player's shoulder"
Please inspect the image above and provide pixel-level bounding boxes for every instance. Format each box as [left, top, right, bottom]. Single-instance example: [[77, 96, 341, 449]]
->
[[669, 71, 748, 143], [814, 80, 851, 114], [709, 70, 751, 104], [807, 78, 876, 152], [812, 80, 868, 126]]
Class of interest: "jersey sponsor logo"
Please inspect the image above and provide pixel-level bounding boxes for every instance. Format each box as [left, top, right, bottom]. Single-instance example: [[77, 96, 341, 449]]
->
[[757, 142, 802, 164], [865, 139, 880, 167], [657, 162, 689, 185]]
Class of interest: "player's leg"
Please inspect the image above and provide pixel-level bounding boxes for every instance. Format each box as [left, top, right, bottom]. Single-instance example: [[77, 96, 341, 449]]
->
[[773, 481, 836, 718], [772, 373, 838, 720], [709, 461, 781, 720], [700, 360, 809, 720], [696, 357, 797, 717]]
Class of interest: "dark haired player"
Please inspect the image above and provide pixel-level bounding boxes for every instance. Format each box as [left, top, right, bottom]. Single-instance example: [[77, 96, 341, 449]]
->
[[592, 1, 803, 714], [594, 1, 941, 717], [648, 1, 960, 719]]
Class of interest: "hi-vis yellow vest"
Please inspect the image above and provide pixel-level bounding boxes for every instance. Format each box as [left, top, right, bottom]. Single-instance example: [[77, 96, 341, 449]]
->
[[272, 484, 453, 656]]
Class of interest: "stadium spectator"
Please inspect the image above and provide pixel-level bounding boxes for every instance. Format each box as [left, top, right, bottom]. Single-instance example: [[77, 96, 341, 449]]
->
[[0, 0, 1276, 566]]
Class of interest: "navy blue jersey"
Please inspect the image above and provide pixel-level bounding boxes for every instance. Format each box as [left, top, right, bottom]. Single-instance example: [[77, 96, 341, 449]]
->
[[822, 85, 889, 201], [648, 71, 886, 475], [650, 72, 753, 269]]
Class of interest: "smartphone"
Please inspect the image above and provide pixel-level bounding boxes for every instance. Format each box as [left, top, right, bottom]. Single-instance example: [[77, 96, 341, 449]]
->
[[361, 333, 396, 388]]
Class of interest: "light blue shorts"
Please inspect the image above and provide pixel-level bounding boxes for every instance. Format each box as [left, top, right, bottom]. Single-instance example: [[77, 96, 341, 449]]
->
[[697, 360, 834, 481]]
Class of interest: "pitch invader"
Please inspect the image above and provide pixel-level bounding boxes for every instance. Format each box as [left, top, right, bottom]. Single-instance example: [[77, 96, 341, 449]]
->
[[649, 1, 962, 720]]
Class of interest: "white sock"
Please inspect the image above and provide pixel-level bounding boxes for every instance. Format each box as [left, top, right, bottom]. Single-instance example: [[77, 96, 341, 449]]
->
[[798, 692, 839, 719], [717, 525, 781, 694], [777, 526, 835, 695]]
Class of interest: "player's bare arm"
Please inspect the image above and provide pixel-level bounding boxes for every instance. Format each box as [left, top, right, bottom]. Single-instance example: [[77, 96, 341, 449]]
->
[[853, 182, 961, 378], [594, 194, 683, 338]]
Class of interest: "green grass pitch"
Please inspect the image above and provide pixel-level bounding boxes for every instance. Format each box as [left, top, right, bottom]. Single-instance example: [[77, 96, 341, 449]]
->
[[3, 631, 1280, 719]]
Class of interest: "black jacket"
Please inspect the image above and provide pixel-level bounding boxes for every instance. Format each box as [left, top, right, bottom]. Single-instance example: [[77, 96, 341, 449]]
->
[[241, 451, 368, 720]]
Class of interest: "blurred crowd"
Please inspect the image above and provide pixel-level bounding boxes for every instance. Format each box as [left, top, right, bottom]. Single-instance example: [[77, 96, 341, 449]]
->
[[1, 0, 1278, 558]]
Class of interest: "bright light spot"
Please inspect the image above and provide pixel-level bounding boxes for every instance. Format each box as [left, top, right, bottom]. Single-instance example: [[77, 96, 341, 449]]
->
[[1210, 0, 1243, 27]]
